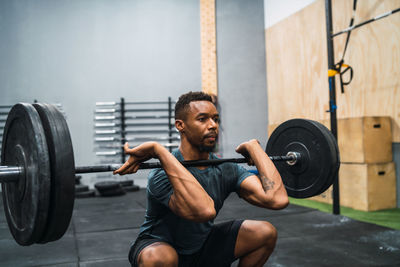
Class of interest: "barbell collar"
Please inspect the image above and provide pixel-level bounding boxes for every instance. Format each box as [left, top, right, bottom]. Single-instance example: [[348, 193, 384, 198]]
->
[[286, 151, 300, 166]]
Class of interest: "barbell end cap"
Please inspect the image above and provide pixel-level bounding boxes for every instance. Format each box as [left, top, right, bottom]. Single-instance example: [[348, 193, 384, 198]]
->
[[286, 151, 300, 166]]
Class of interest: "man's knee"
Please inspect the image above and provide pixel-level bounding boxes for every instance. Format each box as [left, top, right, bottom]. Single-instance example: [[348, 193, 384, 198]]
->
[[138, 243, 178, 267], [242, 220, 277, 247], [258, 221, 277, 248]]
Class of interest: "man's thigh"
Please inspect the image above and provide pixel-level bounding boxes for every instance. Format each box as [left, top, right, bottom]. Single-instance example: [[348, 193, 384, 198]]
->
[[194, 219, 244, 267]]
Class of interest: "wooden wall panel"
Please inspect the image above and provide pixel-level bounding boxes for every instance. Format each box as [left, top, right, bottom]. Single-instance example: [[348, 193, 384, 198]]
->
[[266, 0, 400, 142], [333, 0, 400, 142], [266, 0, 329, 126], [200, 0, 218, 96]]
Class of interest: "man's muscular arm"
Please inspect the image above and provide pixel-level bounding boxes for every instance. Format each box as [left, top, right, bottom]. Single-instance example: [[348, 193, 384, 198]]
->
[[155, 143, 216, 222], [236, 139, 289, 210], [114, 142, 216, 222]]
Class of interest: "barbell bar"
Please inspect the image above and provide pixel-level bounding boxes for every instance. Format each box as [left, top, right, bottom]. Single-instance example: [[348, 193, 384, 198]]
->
[[71, 154, 296, 174], [94, 122, 171, 127], [94, 136, 180, 142], [95, 129, 179, 135], [95, 108, 171, 113], [0, 147, 297, 182], [95, 115, 173, 120], [1, 103, 339, 246], [96, 100, 176, 106]]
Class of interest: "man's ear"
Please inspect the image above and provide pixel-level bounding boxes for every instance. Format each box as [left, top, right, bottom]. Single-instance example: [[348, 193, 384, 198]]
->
[[175, 119, 184, 133]]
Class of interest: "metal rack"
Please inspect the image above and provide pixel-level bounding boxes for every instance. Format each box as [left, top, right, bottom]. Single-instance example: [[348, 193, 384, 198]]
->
[[0, 105, 11, 161], [93, 97, 178, 167]]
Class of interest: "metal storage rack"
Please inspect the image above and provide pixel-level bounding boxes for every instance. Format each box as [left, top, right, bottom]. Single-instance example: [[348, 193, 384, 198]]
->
[[93, 97, 179, 168], [0, 105, 11, 161]]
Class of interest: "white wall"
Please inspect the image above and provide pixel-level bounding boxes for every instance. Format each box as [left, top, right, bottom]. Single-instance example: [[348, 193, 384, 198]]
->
[[264, 0, 316, 28]]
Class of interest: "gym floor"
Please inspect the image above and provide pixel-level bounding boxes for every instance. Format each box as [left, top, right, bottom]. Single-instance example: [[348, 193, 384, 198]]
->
[[1, 188, 400, 267]]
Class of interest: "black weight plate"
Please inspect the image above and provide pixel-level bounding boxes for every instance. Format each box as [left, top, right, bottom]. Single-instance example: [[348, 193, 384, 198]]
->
[[266, 119, 337, 198], [75, 175, 82, 185], [75, 189, 96, 198], [1, 103, 51, 245], [33, 103, 75, 244], [304, 121, 336, 195], [123, 185, 140, 192], [309, 121, 340, 195], [95, 181, 121, 191], [119, 179, 134, 187], [98, 187, 126, 197], [75, 184, 89, 193]]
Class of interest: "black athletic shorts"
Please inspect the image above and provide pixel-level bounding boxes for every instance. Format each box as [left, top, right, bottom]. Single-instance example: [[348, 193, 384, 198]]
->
[[129, 219, 244, 267]]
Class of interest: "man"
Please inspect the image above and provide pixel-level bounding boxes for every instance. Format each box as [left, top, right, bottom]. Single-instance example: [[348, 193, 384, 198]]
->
[[114, 91, 289, 267]]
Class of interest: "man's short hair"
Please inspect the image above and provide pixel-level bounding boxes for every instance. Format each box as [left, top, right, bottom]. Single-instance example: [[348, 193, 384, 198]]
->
[[175, 91, 213, 120]]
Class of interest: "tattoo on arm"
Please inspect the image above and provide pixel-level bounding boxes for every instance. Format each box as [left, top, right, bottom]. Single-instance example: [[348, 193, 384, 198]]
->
[[258, 175, 275, 192]]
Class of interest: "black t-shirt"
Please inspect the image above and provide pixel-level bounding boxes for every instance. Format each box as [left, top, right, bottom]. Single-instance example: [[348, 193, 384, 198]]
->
[[138, 149, 253, 254]]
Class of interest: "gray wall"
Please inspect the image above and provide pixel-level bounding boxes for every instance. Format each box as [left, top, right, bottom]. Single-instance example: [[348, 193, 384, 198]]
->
[[216, 0, 268, 157], [0, 0, 202, 184], [0, 0, 268, 185]]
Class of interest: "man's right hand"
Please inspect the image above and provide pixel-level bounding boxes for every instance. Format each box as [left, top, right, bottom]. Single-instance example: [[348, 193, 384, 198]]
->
[[113, 142, 159, 175]]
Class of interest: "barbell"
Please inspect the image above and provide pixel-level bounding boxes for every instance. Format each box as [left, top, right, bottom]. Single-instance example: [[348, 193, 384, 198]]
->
[[0, 103, 340, 246]]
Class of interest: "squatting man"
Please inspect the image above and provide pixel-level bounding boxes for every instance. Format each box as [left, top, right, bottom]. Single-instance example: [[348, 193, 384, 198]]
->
[[114, 91, 289, 267]]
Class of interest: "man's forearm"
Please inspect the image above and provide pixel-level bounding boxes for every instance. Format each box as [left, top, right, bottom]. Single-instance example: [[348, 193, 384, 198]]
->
[[246, 141, 287, 202], [258, 174, 275, 193], [154, 144, 216, 221]]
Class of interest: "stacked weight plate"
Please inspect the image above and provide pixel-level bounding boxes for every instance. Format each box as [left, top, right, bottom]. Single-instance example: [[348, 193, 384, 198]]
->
[[1, 103, 74, 245], [0, 104, 65, 163]]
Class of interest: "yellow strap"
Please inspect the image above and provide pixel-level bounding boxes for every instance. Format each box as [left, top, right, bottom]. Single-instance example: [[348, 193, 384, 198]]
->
[[328, 69, 338, 77], [328, 64, 350, 77]]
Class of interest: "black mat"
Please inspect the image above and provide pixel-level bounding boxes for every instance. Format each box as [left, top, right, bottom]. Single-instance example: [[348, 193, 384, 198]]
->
[[1, 189, 399, 266]]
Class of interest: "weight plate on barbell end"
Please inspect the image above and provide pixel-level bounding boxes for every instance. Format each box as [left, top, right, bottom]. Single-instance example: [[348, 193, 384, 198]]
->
[[309, 121, 340, 195], [310, 120, 340, 194], [266, 119, 338, 198], [33, 103, 75, 244], [1, 103, 51, 245]]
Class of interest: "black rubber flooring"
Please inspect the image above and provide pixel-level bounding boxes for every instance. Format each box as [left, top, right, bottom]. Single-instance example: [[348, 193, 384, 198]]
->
[[1, 189, 400, 266]]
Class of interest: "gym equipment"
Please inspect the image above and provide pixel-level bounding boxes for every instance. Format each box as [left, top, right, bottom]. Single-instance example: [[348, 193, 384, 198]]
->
[[0, 103, 340, 245]]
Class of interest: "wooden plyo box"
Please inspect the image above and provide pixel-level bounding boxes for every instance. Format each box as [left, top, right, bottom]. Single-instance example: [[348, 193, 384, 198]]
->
[[311, 162, 397, 211], [268, 116, 392, 163], [335, 117, 392, 164]]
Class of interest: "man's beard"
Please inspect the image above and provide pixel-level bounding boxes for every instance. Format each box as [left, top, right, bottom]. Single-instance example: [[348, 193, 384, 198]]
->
[[198, 143, 216, 153], [198, 132, 218, 152]]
